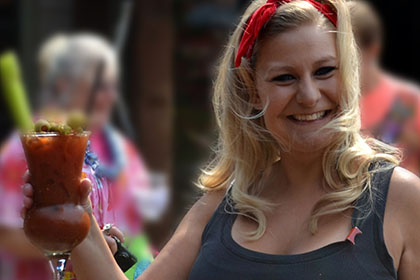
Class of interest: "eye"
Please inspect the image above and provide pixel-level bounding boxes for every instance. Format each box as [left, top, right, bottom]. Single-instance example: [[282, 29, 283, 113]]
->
[[314, 66, 337, 77], [272, 74, 296, 83]]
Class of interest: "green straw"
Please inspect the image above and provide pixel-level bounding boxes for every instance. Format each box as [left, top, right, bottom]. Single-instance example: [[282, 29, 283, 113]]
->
[[0, 51, 33, 131]]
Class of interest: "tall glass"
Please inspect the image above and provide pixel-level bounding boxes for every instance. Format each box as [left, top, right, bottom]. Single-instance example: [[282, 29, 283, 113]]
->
[[20, 132, 91, 280]]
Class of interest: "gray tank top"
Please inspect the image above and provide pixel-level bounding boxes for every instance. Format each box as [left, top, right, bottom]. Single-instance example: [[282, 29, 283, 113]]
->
[[189, 164, 397, 279]]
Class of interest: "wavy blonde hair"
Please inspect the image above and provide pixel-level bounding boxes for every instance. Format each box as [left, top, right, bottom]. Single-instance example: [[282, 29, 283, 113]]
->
[[198, 0, 400, 239]]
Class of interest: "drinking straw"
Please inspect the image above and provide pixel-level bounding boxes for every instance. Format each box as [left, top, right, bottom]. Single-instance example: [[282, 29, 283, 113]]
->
[[0, 51, 33, 131]]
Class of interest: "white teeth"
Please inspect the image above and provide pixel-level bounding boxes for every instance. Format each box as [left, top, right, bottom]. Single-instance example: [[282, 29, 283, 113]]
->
[[293, 111, 326, 121]]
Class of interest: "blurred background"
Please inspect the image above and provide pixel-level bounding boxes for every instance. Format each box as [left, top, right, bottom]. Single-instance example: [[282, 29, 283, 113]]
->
[[0, 0, 419, 251]]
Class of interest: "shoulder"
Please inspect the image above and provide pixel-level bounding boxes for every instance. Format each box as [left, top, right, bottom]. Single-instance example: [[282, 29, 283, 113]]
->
[[182, 189, 226, 230], [0, 132, 27, 188], [385, 167, 420, 272], [0, 132, 23, 158], [111, 127, 148, 166], [109, 127, 137, 154], [0, 133, 26, 224], [387, 167, 420, 229], [139, 189, 227, 279], [387, 74, 420, 100], [388, 167, 420, 213]]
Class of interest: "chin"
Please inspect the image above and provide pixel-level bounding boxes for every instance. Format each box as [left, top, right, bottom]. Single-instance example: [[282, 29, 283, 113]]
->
[[276, 129, 336, 155]]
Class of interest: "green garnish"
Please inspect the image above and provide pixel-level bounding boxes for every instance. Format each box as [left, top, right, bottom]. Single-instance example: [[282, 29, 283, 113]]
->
[[0, 51, 34, 131], [34, 119, 51, 132], [67, 112, 86, 131]]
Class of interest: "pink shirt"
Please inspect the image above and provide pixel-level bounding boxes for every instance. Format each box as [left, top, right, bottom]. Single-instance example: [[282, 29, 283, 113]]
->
[[360, 74, 420, 175]]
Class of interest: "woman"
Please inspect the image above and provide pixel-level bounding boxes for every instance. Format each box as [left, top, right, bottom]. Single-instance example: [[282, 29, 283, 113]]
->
[[23, 0, 420, 279]]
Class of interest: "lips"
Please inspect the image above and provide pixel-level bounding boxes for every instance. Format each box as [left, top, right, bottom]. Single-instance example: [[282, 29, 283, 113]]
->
[[287, 110, 332, 122]]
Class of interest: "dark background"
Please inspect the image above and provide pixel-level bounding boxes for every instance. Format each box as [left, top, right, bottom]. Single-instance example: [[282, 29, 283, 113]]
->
[[0, 0, 418, 247]]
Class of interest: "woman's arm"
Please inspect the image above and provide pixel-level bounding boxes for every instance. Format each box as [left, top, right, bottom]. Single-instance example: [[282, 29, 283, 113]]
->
[[137, 190, 225, 280], [22, 176, 225, 279], [385, 167, 420, 278], [71, 216, 127, 279], [70, 189, 225, 280]]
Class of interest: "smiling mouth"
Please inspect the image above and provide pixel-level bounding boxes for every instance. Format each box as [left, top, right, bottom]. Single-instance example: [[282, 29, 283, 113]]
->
[[287, 110, 333, 122]]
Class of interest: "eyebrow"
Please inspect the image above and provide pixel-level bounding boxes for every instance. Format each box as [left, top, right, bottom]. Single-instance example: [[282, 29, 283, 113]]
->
[[263, 55, 338, 74], [314, 55, 338, 65]]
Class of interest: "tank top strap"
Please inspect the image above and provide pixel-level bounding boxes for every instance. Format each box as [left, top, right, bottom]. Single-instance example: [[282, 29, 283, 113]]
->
[[201, 188, 233, 244], [351, 161, 396, 228], [350, 161, 397, 278]]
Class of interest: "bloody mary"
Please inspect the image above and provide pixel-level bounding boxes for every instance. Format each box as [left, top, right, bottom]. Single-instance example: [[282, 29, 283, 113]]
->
[[21, 132, 91, 253]]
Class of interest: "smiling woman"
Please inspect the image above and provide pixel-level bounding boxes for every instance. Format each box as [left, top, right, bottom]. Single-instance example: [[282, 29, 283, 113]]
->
[[20, 0, 420, 279], [254, 23, 340, 152]]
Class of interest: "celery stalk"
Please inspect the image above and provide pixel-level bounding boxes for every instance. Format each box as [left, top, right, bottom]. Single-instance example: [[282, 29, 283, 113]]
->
[[0, 51, 33, 131]]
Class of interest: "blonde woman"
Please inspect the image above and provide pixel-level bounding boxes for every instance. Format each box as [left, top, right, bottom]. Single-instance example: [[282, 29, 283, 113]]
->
[[22, 0, 420, 279]]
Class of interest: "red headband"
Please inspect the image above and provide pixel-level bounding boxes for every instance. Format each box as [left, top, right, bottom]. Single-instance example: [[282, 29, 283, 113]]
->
[[235, 0, 337, 67]]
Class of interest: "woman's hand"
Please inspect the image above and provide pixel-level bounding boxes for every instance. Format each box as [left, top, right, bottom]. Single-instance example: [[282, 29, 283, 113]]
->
[[20, 171, 93, 218], [102, 224, 125, 255], [20, 172, 125, 256]]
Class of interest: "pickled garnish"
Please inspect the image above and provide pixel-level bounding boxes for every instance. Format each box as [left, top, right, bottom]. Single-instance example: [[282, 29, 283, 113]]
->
[[67, 112, 86, 131], [31, 113, 87, 135], [34, 119, 51, 132]]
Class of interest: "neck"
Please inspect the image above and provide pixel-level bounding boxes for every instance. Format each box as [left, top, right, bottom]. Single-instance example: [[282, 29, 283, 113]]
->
[[361, 62, 382, 94], [265, 150, 326, 198]]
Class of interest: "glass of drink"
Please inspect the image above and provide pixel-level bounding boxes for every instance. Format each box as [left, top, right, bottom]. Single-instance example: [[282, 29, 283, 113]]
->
[[21, 131, 91, 280]]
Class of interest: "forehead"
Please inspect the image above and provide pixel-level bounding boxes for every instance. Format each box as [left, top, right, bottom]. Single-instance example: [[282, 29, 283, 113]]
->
[[255, 24, 337, 70]]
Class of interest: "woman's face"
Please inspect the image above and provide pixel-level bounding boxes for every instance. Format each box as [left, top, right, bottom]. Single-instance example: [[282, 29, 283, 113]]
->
[[254, 23, 340, 153], [58, 71, 118, 132], [88, 72, 118, 131]]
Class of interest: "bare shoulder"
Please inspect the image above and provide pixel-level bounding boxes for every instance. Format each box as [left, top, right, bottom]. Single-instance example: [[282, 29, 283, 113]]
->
[[388, 167, 420, 212], [385, 167, 420, 278], [138, 188, 226, 280], [182, 189, 226, 230], [194, 189, 226, 215]]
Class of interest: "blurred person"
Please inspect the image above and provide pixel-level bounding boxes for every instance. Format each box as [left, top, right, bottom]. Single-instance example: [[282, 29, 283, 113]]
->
[[0, 33, 164, 279], [22, 0, 420, 279], [349, 0, 420, 175]]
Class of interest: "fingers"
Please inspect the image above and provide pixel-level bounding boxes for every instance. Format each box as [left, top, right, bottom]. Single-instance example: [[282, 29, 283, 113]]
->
[[103, 233, 118, 255], [23, 196, 33, 208], [107, 226, 125, 243], [79, 179, 93, 214], [79, 179, 92, 201], [21, 182, 34, 219], [22, 183, 34, 197], [23, 171, 30, 183]]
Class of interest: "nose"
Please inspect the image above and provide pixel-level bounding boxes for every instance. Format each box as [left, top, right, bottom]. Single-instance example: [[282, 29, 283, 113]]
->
[[296, 77, 321, 107]]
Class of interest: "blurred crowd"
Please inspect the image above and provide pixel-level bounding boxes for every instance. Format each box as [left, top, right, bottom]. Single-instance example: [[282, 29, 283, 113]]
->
[[0, 0, 420, 279], [0, 33, 169, 279]]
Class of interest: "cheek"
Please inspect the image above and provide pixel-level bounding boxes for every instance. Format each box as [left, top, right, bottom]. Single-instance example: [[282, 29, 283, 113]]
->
[[257, 80, 293, 107], [261, 90, 291, 133], [96, 91, 116, 109], [69, 91, 89, 109], [320, 77, 341, 105], [262, 87, 294, 117]]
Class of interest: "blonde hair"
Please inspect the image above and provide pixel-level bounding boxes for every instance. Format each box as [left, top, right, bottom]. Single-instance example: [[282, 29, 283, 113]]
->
[[198, 0, 400, 239]]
